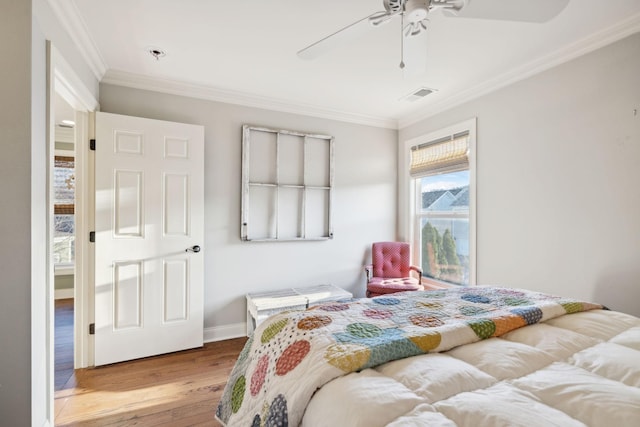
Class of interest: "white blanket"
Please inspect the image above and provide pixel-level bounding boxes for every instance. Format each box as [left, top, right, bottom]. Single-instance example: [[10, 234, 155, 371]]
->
[[302, 309, 640, 426]]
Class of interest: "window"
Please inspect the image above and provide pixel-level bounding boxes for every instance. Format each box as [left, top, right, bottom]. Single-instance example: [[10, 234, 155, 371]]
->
[[410, 120, 476, 286], [53, 155, 75, 266]]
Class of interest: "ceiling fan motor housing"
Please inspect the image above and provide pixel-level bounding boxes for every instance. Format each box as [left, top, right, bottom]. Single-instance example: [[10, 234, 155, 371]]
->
[[406, 0, 429, 22], [384, 0, 405, 13]]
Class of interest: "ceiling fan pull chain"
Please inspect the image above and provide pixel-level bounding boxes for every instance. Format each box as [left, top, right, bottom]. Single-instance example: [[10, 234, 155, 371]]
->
[[399, 11, 406, 69]]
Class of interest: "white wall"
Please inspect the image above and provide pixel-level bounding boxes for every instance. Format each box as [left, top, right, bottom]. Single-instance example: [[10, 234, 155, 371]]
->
[[0, 1, 53, 424], [31, 20, 50, 426], [0, 1, 98, 423], [99, 84, 398, 332], [400, 33, 640, 316], [0, 1, 34, 422]]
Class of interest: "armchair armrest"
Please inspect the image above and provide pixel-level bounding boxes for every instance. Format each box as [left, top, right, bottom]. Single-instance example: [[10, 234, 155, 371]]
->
[[410, 265, 422, 279], [364, 264, 373, 281]]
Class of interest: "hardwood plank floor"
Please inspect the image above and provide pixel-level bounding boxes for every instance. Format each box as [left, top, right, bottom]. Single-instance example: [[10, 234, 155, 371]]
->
[[54, 301, 247, 426], [55, 299, 76, 391]]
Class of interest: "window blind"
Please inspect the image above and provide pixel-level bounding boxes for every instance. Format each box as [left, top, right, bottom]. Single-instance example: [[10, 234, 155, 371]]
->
[[410, 131, 469, 177], [54, 204, 74, 215]]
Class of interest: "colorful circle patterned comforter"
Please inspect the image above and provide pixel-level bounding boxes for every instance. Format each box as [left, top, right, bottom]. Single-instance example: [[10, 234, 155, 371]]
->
[[216, 286, 603, 426]]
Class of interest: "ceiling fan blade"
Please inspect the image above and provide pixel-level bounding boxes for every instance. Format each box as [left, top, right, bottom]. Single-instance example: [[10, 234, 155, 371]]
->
[[443, 0, 570, 23], [370, 10, 398, 27], [297, 12, 386, 60]]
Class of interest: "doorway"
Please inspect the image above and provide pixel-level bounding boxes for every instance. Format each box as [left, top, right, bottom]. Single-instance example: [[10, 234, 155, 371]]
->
[[46, 43, 98, 423], [48, 43, 98, 374], [51, 91, 77, 389]]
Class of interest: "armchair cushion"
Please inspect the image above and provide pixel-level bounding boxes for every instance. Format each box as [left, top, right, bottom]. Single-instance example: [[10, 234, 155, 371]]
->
[[367, 277, 423, 296]]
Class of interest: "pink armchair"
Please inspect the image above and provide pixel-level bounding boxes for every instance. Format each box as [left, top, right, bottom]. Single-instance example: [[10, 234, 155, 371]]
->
[[365, 242, 424, 297]]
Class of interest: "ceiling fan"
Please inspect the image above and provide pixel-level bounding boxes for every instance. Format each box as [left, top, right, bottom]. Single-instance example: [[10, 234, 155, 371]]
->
[[297, 0, 570, 73]]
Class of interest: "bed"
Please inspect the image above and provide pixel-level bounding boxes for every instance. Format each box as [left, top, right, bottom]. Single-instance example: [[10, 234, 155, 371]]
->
[[217, 286, 640, 426]]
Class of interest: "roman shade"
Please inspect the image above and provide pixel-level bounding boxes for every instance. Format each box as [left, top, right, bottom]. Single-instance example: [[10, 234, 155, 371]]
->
[[410, 131, 469, 177]]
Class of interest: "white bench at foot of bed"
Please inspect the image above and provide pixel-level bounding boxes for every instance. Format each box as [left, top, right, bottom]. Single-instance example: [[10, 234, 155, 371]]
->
[[246, 284, 352, 336]]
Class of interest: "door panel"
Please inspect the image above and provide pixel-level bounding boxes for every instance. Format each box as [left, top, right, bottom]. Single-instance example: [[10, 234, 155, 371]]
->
[[113, 261, 142, 329], [164, 173, 189, 236], [95, 112, 204, 366], [114, 170, 144, 237]]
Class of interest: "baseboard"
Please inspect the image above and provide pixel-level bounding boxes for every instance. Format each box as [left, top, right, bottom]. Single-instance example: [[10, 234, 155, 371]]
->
[[54, 288, 74, 300], [204, 322, 246, 343]]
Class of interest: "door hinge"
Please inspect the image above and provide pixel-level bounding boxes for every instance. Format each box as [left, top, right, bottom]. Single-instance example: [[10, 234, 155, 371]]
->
[[90, 139, 96, 151], [89, 231, 95, 242], [89, 323, 95, 335]]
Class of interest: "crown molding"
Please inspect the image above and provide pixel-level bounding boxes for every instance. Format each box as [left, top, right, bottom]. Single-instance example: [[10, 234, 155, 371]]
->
[[101, 70, 398, 129], [51, 44, 99, 111], [399, 12, 640, 129], [47, 0, 107, 81]]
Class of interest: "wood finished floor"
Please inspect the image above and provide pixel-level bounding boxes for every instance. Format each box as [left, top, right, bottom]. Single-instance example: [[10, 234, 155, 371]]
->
[[55, 299, 76, 391], [54, 299, 247, 426]]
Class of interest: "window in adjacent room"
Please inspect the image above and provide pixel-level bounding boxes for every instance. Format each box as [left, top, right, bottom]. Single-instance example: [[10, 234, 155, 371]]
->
[[410, 120, 476, 286], [53, 155, 75, 267]]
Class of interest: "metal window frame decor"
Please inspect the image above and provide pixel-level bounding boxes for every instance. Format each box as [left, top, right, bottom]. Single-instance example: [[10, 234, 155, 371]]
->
[[241, 125, 334, 242]]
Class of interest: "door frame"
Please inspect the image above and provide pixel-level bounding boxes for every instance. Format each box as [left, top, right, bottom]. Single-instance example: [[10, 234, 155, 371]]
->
[[48, 44, 99, 391]]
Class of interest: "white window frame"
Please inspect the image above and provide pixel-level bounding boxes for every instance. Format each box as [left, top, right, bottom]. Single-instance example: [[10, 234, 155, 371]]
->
[[53, 148, 75, 273], [399, 118, 477, 287]]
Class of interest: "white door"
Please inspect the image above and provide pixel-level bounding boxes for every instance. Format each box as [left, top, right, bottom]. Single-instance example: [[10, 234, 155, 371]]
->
[[95, 112, 204, 366]]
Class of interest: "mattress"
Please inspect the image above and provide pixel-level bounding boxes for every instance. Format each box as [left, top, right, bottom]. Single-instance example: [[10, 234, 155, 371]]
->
[[217, 287, 640, 426]]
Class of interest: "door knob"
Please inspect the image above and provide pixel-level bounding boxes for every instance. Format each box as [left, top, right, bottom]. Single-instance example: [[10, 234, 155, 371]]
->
[[186, 245, 201, 253]]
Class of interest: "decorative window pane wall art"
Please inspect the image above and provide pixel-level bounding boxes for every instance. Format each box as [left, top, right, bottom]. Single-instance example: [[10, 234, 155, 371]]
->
[[241, 125, 334, 241]]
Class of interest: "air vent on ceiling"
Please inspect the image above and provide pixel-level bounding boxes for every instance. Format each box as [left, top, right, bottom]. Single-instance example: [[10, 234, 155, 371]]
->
[[402, 87, 437, 102]]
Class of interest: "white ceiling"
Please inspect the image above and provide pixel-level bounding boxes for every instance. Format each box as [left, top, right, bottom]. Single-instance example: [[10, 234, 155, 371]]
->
[[65, 0, 640, 128]]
